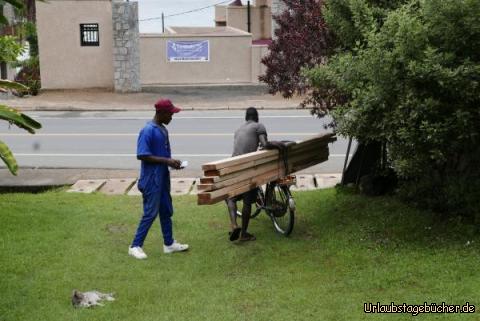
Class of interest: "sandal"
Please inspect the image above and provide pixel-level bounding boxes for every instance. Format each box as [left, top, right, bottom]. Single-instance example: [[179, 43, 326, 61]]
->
[[229, 227, 241, 241], [239, 232, 256, 242]]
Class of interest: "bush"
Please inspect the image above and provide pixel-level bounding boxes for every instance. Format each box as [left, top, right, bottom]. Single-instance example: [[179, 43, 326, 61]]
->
[[14, 56, 40, 96], [0, 35, 24, 63], [307, 0, 480, 217]]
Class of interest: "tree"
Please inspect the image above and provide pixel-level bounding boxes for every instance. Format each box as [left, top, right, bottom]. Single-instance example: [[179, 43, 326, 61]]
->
[[0, 1, 41, 175], [307, 0, 480, 217], [23, 0, 36, 23], [259, 0, 334, 115], [0, 86, 41, 175]]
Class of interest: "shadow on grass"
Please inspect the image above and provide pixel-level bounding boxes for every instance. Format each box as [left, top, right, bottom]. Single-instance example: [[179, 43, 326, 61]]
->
[[293, 186, 479, 250], [0, 185, 67, 194]]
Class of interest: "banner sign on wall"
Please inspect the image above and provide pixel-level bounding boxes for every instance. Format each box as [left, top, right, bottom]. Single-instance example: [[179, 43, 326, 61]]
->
[[167, 40, 210, 62]]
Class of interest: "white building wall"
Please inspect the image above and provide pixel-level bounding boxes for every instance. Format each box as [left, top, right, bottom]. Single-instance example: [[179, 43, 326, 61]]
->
[[36, 0, 114, 89]]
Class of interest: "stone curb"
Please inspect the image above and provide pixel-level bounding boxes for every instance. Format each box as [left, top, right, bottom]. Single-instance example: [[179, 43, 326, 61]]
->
[[17, 105, 307, 112], [67, 173, 342, 195]]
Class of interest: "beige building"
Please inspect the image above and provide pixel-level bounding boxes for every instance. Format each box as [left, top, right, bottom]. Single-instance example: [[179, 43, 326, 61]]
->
[[36, 0, 274, 91], [36, 0, 114, 89], [215, 0, 272, 41]]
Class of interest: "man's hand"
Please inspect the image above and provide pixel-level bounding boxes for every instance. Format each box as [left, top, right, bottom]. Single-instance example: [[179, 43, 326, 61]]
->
[[167, 159, 182, 169]]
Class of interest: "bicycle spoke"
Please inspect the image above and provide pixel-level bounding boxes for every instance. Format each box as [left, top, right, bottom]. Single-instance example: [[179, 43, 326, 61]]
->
[[269, 185, 295, 236]]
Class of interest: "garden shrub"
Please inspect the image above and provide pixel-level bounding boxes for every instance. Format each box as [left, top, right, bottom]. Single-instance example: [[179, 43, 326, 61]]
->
[[307, 0, 480, 218]]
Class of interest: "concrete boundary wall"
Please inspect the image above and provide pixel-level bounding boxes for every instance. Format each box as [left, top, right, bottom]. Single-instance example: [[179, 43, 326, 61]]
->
[[140, 28, 260, 85], [36, 1, 270, 90], [251, 44, 269, 83]]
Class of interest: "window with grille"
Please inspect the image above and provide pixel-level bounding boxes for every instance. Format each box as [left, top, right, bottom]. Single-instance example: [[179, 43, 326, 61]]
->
[[80, 23, 100, 46]]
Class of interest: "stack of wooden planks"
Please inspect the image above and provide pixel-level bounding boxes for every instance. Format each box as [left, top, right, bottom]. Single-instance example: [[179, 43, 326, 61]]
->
[[197, 133, 336, 205]]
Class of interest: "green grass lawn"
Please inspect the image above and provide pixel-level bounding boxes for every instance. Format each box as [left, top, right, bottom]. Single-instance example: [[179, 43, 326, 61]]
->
[[1, 188, 480, 321]]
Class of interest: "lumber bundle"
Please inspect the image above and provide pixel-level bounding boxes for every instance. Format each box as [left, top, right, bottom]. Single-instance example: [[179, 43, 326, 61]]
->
[[197, 133, 336, 205]]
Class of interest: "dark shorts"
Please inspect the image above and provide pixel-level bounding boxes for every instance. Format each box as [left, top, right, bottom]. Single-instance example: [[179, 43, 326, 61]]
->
[[229, 188, 258, 205]]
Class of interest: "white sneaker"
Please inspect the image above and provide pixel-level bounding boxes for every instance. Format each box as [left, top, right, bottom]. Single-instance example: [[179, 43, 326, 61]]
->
[[128, 246, 147, 259], [163, 240, 189, 254]]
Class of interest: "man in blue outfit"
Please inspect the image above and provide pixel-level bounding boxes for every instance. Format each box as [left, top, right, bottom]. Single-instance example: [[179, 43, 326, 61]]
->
[[129, 98, 189, 260]]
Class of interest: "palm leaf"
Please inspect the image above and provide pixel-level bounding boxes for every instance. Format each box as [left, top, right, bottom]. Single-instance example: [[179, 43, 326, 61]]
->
[[0, 140, 18, 175], [0, 105, 42, 134], [0, 80, 29, 92]]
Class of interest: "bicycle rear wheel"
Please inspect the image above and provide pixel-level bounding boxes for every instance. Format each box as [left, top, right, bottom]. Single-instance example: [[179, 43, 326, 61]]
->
[[266, 185, 295, 236]]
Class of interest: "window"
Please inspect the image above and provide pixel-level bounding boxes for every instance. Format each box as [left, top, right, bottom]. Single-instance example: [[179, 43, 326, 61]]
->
[[80, 23, 99, 46]]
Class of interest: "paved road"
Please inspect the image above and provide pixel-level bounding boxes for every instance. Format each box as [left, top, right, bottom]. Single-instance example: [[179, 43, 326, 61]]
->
[[0, 110, 355, 175]]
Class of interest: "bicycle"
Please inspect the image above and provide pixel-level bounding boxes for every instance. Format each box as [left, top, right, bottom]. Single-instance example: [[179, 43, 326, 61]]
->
[[237, 175, 296, 236]]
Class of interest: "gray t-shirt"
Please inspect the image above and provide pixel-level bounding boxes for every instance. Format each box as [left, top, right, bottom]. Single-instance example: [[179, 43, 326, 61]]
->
[[232, 120, 268, 156]]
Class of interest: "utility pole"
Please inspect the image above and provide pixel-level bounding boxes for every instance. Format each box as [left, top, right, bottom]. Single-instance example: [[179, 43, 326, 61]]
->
[[161, 12, 164, 33], [247, 1, 251, 33]]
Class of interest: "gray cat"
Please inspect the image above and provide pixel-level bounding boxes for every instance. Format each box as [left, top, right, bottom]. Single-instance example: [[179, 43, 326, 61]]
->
[[71, 290, 115, 308]]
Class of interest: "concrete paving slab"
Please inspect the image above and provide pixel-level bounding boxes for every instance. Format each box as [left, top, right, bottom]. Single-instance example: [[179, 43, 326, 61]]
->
[[290, 174, 315, 191], [67, 179, 106, 193], [314, 173, 341, 189], [189, 178, 201, 195], [127, 182, 141, 196], [99, 178, 136, 195], [171, 178, 196, 195]]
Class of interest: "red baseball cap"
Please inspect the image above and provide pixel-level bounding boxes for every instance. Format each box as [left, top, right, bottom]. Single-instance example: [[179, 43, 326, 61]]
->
[[154, 99, 181, 113]]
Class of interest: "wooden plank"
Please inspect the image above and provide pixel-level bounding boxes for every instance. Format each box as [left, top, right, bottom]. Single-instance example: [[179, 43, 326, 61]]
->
[[206, 146, 327, 179], [198, 155, 331, 205], [289, 141, 331, 155], [201, 149, 278, 171], [198, 166, 281, 192], [198, 169, 281, 205], [201, 132, 335, 171], [291, 154, 329, 173], [290, 133, 336, 151], [201, 157, 282, 183], [204, 168, 279, 200], [205, 153, 279, 177], [287, 149, 329, 174], [200, 177, 215, 184], [198, 133, 336, 205]]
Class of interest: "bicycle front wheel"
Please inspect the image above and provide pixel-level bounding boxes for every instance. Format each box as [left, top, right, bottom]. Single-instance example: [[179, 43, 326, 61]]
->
[[267, 185, 295, 236]]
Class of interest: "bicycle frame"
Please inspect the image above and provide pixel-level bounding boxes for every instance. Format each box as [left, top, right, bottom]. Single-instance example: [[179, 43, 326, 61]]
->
[[237, 176, 296, 236], [257, 177, 295, 213]]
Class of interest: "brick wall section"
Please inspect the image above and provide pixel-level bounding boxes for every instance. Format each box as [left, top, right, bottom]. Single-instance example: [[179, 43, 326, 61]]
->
[[112, 1, 141, 93]]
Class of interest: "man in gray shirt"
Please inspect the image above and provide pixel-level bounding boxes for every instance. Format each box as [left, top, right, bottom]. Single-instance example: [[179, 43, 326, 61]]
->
[[227, 107, 269, 242]]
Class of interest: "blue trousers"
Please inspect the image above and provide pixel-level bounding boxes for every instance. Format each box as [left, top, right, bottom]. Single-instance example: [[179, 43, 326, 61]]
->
[[131, 188, 174, 247]]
